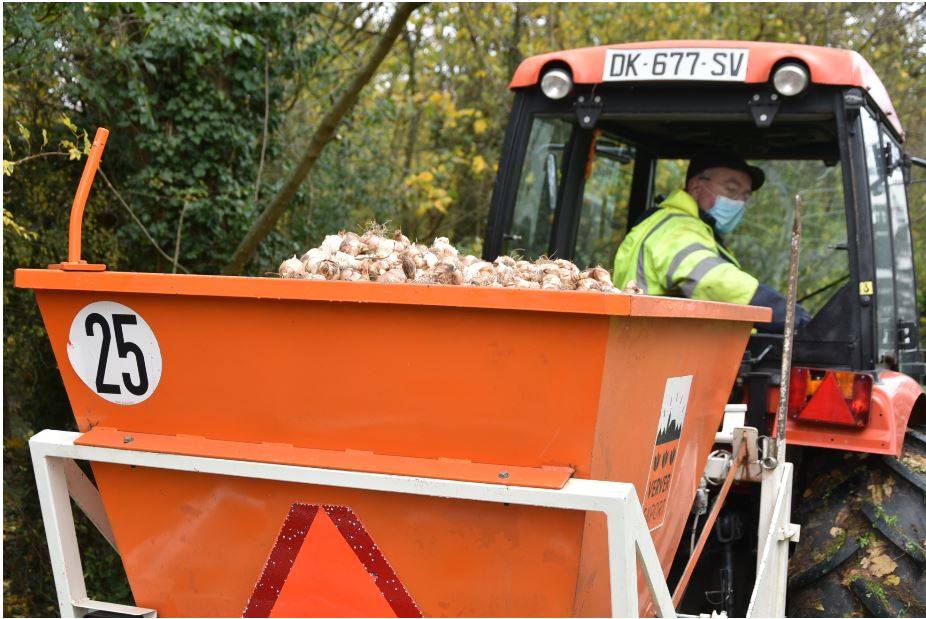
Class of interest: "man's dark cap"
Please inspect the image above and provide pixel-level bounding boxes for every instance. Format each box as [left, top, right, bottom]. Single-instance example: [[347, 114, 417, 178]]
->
[[686, 154, 765, 191]]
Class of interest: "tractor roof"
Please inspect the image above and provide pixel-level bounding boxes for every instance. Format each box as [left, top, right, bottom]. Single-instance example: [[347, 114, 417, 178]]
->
[[511, 40, 902, 139]]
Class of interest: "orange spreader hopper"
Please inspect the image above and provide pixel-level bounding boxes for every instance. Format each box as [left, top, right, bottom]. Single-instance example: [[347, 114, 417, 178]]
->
[[16, 266, 767, 617]]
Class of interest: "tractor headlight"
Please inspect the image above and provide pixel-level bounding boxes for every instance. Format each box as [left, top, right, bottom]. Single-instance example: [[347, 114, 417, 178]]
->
[[540, 69, 572, 100], [772, 63, 809, 97]]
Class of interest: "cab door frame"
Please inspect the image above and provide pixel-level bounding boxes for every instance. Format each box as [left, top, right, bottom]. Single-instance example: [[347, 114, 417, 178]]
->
[[484, 90, 654, 262]]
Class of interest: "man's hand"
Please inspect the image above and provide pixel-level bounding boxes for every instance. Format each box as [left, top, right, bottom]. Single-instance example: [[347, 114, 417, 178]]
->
[[749, 283, 811, 333]]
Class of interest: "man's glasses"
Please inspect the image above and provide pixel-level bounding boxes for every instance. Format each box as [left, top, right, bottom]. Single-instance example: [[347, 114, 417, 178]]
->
[[698, 175, 752, 202]]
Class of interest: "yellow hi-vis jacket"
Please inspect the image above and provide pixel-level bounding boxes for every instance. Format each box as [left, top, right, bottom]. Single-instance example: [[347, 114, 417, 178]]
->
[[612, 189, 759, 304]]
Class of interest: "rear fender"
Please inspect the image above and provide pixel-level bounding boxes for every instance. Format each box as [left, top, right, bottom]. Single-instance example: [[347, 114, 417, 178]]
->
[[785, 370, 925, 456]]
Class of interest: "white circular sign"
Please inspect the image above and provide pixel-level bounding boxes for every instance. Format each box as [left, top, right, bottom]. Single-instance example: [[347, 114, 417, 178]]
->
[[67, 301, 162, 405]]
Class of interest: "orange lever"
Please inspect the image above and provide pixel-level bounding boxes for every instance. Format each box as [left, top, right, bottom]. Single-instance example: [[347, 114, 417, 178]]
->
[[52, 127, 109, 271]]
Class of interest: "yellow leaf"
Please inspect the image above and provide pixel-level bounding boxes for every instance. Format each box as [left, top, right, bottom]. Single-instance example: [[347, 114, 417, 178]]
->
[[3, 160, 15, 176], [59, 115, 78, 133], [471, 155, 487, 174], [3, 208, 37, 240], [882, 476, 894, 498], [60, 140, 81, 160], [884, 574, 900, 586], [473, 119, 488, 134], [41, 129, 48, 148], [869, 553, 897, 576], [16, 121, 30, 144], [868, 483, 883, 505], [427, 92, 443, 105], [419, 171, 434, 183]]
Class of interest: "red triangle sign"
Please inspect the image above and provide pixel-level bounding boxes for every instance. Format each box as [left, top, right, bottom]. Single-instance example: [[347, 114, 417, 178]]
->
[[244, 504, 421, 618], [800, 372, 857, 425]]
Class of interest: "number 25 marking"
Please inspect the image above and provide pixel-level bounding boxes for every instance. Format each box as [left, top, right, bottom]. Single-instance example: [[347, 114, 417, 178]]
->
[[84, 313, 149, 396]]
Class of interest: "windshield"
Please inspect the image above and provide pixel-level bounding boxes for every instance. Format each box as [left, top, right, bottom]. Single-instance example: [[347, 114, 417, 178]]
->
[[506, 113, 849, 317], [655, 159, 848, 315]]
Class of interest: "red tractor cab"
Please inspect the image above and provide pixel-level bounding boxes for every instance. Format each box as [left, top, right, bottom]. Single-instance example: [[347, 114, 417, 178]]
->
[[483, 40, 926, 617]]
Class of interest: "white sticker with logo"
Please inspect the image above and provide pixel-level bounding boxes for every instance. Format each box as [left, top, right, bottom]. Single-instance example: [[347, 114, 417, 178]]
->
[[643, 375, 693, 530], [67, 301, 162, 405]]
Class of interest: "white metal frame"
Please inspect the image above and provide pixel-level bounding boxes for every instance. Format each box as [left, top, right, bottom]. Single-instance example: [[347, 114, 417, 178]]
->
[[747, 462, 799, 617], [29, 433, 156, 619], [708, 416, 800, 618], [30, 429, 677, 618]]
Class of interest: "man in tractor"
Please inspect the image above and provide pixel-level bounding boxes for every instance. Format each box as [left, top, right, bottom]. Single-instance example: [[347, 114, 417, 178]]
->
[[612, 153, 809, 332]]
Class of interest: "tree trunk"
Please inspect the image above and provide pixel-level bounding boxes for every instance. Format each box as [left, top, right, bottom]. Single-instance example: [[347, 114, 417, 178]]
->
[[505, 4, 523, 78], [223, 2, 423, 275], [402, 27, 419, 177]]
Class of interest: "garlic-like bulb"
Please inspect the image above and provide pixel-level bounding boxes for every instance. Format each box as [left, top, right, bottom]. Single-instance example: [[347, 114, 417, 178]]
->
[[422, 252, 439, 268], [316, 259, 341, 280], [431, 237, 459, 259], [321, 234, 343, 255], [623, 280, 643, 295], [401, 253, 417, 279], [431, 262, 463, 285], [279, 224, 632, 293], [378, 268, 408, 284], [576, 278, 601, 291], [541, 273, 565, 290], [588, 266, 612, 286], [279, 256, 306, 279], [393, 230, 412, 249], [333, 251, 361, 270]]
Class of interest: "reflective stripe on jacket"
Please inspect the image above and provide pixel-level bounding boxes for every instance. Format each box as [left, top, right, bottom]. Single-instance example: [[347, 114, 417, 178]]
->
[[611, 189, 759, 304]]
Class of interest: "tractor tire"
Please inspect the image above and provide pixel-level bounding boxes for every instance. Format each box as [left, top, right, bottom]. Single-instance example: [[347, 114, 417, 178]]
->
[[787, 427, 926, 617]]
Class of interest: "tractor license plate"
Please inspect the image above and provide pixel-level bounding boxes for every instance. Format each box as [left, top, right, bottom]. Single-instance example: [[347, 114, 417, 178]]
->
[[602, 48, 749, 82]]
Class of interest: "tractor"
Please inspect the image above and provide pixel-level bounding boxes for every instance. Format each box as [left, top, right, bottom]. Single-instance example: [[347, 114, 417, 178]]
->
[[483, 40, 926, 617]]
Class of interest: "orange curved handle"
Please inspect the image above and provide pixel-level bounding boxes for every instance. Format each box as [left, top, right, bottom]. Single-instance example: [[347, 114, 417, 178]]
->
[[67, 127, 109, 264]]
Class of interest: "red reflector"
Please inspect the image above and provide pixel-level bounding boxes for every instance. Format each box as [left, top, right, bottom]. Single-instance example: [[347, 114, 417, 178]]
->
[[849, 373, 873, 418], [787, 368, 809, 417], [787, 369, 872, 427]]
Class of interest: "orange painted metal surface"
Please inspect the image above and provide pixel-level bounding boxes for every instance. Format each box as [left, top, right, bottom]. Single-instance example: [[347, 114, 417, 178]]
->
[[509, 40, 903, 139], [17, 268, 766, 616], [76, 427, 575, 489], [768, 370, 926, 456], [14, 268, 766, 321]]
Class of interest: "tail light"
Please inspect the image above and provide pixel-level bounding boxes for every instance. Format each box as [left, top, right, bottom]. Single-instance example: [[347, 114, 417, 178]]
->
[[787, 368, 873, 427]]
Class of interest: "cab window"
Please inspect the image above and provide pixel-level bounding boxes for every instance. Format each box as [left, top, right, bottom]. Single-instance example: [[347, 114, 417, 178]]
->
[[654, 158, 849, 316], [573, 132, 635, 269], [860, 109, 897, 361], [506, 117, 573, 257]]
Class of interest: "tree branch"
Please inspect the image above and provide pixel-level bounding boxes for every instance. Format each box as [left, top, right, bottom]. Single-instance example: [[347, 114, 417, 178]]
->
[[253, 50, 270, 207], [5, 151, 69, 165], [99, 168, 191, 273], [223, 2, 424, 275], [172, 200, 189, 274]]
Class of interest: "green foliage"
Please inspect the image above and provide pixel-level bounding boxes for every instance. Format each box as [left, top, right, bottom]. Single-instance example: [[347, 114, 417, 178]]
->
[[3, 4, 327, 615]]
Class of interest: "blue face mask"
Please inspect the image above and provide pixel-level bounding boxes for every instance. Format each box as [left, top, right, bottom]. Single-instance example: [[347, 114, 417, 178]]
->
[[707, 195, 746, 233]]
